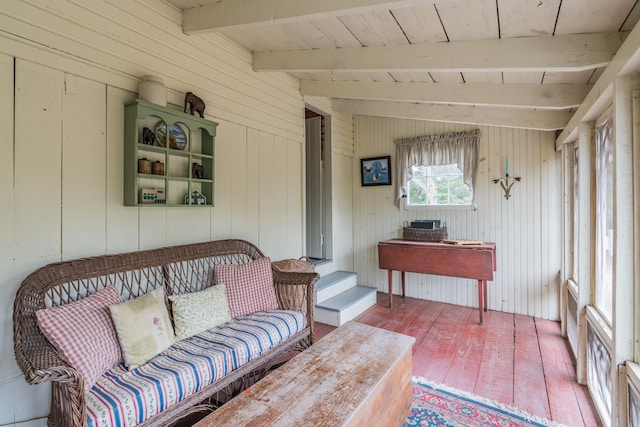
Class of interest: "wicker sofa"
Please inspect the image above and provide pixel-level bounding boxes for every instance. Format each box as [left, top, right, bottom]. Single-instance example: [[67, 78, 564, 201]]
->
[[13, 239, 318, 427]]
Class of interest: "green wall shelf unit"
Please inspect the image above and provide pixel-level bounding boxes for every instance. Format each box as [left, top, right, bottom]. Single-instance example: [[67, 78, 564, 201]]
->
[[124, 99, 218, 207]]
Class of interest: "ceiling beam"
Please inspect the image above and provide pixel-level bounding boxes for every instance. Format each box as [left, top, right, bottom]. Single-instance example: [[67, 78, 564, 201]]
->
[[300, 80, 590, 109], [254, 32, 625, 73], [555, 13, 640, 148], [183, 0, 438, 34], [333, 99, 572, 131]]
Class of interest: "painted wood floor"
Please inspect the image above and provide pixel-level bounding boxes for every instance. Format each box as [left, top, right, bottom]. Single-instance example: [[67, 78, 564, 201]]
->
[[314, 293, 602, 427]]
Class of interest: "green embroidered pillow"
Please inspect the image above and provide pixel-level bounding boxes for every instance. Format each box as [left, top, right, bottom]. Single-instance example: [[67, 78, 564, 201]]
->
[[169, 285, 231, 339]]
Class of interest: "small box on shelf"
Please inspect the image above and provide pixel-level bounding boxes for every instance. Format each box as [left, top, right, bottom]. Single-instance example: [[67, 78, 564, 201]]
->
[[140, 188, 166, 204], [138, 158, 151, 174]]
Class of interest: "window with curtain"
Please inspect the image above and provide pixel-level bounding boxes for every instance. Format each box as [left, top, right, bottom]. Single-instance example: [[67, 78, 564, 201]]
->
[[394, 129, 480, 209], [595, 114, 613, 324]]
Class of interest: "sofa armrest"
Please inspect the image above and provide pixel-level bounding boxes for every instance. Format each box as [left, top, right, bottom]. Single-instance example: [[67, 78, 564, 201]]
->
[[272, 270, 319, 341], [13, 278, 80, 387], [15, 344, 77, 386], [13, 336, 87, 426]]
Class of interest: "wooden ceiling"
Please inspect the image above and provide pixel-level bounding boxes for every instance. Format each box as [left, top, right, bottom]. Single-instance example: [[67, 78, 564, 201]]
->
[[166, 0, 640, 132]]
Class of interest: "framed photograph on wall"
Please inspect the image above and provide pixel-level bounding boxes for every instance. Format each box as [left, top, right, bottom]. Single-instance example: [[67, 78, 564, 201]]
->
[[361, 155, 392, 186]]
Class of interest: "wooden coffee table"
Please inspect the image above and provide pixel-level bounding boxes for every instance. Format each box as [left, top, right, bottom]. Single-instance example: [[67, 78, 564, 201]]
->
[[194, 321, 415, 427]]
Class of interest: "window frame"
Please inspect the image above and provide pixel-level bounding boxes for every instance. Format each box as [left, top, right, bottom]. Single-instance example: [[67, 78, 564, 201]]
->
[[594, 113, 614, 325], [571, 142, 579, 281]]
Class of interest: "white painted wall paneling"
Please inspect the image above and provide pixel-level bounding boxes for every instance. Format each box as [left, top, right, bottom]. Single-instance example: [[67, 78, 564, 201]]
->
[[0, 52, 13, 348], [62, 75, 108, 260], [6, 59, 67, 425], [106, 87, 140, 253], [0, 2, 343, 423], [0, 53, 18, 423], [0, 0, 304, 141], [352, 115, 563, 320], [215, 120, 247, 240], [14, 60, 64, 274]]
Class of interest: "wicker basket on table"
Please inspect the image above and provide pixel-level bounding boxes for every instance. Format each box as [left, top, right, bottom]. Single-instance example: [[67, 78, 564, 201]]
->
[[272, 256, 315, 273], [271, 256, 316, 313], [402, 226, 448, 242]]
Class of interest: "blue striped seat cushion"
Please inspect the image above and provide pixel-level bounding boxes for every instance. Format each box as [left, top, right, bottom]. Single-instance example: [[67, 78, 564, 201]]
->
[[86, 310, 305, 427], [201, 310, 306, 369]]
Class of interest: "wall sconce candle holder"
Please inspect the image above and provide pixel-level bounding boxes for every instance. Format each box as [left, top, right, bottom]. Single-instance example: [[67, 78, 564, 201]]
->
[[492, 174, 521, 200]]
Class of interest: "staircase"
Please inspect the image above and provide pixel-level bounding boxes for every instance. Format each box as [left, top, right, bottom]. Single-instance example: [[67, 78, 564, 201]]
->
[[313, 271, 377, 327]]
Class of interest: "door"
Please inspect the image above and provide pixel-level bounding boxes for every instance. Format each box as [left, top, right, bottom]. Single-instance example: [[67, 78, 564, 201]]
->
[[305, 115, 323, 259]]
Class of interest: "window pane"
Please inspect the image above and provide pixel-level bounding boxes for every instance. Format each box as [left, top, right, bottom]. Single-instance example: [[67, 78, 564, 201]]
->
[[572, 143, 579, 280], [427, 175, 448, 204], [407, 164, 471, 206], [449, 175, 472, 205], [630, 383, 640, 427], [408, 178, 427, 204], [587, 323, 612, 425], [595, 117, 613, 322]]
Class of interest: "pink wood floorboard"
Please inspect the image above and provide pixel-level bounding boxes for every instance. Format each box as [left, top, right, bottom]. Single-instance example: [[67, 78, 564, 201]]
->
[[443, 312, 489, 392], [413, 303, 475, 384], [475, 310, 516, 405], [315, 293, 601, 427], [536, 317, 601, 427], [513, 314, 551, 419]]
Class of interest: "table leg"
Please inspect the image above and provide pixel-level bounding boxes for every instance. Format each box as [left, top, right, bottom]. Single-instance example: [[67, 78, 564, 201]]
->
[[388, 270, 393, 308], [477, 279, 484, 325], [401, 271, 406, 299], [483, 280, 488, 312]]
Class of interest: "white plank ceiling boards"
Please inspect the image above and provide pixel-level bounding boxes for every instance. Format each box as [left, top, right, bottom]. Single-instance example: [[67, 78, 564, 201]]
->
[[171, 0, 640, 133]]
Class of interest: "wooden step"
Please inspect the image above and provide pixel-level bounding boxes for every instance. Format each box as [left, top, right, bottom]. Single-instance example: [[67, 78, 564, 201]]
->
[[316, 271, 358, 303], [314, 285, 377, 327]]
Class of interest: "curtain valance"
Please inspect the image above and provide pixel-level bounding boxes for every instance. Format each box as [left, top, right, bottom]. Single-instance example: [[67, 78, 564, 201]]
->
[[394, 129, 480, 208]]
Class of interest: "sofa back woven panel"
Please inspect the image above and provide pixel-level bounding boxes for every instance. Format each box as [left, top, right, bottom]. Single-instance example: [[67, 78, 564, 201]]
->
[[47, 267, 166, 308]]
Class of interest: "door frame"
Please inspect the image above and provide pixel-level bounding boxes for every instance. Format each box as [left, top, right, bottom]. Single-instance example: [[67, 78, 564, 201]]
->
[[304, 104, 332, 262]]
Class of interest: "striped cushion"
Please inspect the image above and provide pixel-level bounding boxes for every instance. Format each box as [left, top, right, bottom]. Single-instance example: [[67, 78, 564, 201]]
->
[[86, 310, 306, 427], [87, 335, 233, 427], [200, 310, 306, 369]]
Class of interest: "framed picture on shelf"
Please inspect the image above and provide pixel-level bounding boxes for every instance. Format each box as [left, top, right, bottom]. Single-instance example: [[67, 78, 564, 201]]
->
[[361, 155, 392, 186]]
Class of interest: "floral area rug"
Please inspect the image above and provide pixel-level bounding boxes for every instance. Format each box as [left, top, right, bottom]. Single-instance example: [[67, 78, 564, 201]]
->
[[405, 377, 567, 427]]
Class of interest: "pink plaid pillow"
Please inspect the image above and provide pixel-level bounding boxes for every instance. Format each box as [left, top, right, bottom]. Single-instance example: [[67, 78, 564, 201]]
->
[[36, 285, 123, 390], [215, 257, 279, 317]]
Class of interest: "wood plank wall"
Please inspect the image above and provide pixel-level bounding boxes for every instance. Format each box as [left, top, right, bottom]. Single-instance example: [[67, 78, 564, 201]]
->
[[352, 115, 563, 321], [0, 2, 353, 423]]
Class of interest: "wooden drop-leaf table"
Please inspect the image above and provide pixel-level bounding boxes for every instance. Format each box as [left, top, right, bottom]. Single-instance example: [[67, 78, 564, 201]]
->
[[378, 239, 497, 324]]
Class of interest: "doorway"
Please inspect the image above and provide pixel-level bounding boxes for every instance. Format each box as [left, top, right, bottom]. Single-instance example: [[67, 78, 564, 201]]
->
[[305, 106, 332, 262]]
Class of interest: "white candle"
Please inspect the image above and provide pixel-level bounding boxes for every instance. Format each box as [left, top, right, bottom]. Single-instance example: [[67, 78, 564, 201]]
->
[[505, 155, 509, 175]]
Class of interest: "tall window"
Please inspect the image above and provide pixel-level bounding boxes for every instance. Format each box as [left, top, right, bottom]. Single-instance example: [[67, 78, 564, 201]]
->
[[595, 115, 613, 323], [395, 129, 479, 209], [572, 142, 579, 281], [566, 142, 580, 354]]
